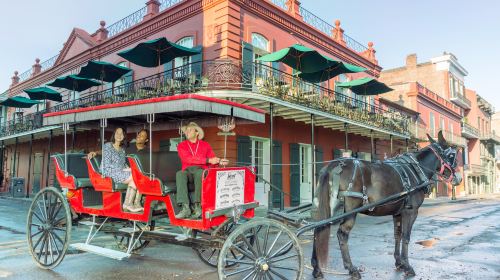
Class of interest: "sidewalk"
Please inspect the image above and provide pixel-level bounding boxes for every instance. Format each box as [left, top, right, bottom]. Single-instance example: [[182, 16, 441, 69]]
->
[[422, 193, 500, 207]]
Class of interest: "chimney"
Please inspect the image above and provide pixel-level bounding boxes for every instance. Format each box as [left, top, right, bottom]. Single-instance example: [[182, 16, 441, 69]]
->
[[144, 0, 161, 21], [406, 54, 417, 68]]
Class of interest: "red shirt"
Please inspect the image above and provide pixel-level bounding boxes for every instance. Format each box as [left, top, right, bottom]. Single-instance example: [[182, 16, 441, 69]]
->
[[177, 139, 216, 170]]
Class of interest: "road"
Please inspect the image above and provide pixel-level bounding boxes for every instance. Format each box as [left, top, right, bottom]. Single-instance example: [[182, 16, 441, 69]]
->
[[0, 195, 499, 279]]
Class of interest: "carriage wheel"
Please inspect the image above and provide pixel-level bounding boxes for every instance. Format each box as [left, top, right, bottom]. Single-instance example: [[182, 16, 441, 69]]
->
[[194, 222, 239, 267], [27, 187, 71, 269], [218, 218, 304, 280], [113, 220, 155, 253]]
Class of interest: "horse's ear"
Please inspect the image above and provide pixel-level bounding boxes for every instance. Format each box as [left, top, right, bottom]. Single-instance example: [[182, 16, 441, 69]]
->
[[426, 133, 436, 144], [437, 131, 448, 147]]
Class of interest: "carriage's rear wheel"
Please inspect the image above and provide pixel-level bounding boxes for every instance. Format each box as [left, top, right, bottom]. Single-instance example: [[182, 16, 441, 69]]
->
[[27, 187, 71, 269], [113, 220, 155, 253], [217, 218, 303, 280], [194, 222, 237, 267]]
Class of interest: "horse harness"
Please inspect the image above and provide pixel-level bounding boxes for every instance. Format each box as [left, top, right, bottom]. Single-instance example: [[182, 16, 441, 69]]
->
[[330, 154, 430, 214]]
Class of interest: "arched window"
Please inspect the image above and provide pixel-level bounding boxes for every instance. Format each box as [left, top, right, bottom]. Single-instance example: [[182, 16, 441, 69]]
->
[[175, 36, 194, 69], [114, 62, 129, 88], [251, 33, 269, 54]]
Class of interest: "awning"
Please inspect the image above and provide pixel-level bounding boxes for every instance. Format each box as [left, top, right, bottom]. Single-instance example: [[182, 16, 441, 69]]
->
[[257, 44, 332, 74], [43, 94, 265, 126], [337, 77, 393, 95], [0, 96, 41, 108], [24, 87, 63, 102]]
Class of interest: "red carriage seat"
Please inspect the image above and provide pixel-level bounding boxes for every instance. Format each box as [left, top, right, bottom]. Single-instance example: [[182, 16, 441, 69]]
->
[[128, 151, 195, 196], [85, 156, 129, 192], [52, 153, 93, 189]]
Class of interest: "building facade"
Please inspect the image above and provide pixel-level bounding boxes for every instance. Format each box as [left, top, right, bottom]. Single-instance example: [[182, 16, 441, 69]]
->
[[0, 0, 412, 207], [379, 53, 498, 197]]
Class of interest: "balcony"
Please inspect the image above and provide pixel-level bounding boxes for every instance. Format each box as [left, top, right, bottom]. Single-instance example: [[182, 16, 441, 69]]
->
[[409, 122, 466, 147], [461, 122, 479, 139], [467, 164, 488, 175], [0, 60, 410, 138], [450, 93, 471, 109], [480, 132, 500, 144]]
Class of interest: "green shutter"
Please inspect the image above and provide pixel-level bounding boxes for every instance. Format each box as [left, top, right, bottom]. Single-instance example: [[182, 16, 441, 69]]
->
[[242, 41, 253, 88], [237, 136, 251, 165], [271, 140, 282, 208], [159, 139, 171, 152], [289, 143, 300, 206], [164, 61, 173, 81], [315, 146, 324, 182], [333, 148, 342, 159]]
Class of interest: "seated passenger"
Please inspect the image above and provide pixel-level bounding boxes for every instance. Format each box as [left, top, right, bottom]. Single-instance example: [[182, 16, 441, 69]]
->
[[175, 122, 228, 219], [89, 127, 143, 212]]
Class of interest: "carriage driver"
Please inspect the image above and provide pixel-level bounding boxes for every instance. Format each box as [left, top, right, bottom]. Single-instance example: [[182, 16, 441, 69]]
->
[[175, 122, 228, 219]]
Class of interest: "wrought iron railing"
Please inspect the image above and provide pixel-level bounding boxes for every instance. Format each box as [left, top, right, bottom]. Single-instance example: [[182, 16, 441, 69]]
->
[[270, 0, 368, 53], [450, 93, 471, 108], [107, 7, 148, 38], [17, 54, 59, 83], [0, 111, 45, 137], [2, 60, 410, 137], [461, 122, 479, 138]]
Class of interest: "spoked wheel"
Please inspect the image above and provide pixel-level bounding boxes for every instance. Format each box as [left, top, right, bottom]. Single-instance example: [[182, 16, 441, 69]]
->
[[113, 220, 155, 253], [194, 222, 238, 267], [218, 218, 304, 280], [27, 187, 71, 269]]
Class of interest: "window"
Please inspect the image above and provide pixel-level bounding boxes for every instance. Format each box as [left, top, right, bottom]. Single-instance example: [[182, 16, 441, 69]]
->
[[449, 76, 454, 97], [440, 117, 445, 131], [169, 137, 182, 152], [175, 36, 194, 71], [449, 123, 454, 141], [430, 112, 435, 137], [251, 139, 265, 183], [335, 74, 348, 98], [251, 33, 270, 78], [300, 145, 310, 184], [114, 62, 129, 88]]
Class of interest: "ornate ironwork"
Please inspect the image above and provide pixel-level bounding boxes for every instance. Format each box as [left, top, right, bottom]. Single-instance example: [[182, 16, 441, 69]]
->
[[2, 60, 410, 137], [159, 0, 184, 12], [107, 7, 148, 38]]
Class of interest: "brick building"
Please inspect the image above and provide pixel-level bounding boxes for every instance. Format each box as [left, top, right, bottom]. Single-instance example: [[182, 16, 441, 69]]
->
[[0, 0, 411, 207], [379, 53, 498, 197]]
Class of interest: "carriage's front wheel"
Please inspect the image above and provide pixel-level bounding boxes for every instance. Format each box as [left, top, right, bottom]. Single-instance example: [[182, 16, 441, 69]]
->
[[27, 187, 71, 269], [217, 218, 304, 280]]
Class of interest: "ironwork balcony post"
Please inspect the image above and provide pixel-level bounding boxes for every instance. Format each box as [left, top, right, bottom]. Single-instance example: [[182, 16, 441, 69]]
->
[[14, 137, 18, 177], [370, 130, 374, 161], [72, 125, 76, 151], [26, 134, 33, 198], [45, 130, 52, 188], [311, 114, 315, 201], [390, 135, 393, 155], [269, 103, 276, 210], [344, 123, 349, 150]]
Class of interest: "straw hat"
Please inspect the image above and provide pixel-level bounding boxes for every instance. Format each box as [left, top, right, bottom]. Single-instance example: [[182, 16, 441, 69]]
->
[[181, 122, 204, 140]]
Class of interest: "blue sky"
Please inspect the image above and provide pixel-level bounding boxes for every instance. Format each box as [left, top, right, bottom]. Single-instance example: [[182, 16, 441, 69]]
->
[[1, 1, 498, 112]]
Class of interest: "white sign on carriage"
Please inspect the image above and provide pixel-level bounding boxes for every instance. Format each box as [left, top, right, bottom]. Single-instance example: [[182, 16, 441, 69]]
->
[[215, 169, 245, 209]]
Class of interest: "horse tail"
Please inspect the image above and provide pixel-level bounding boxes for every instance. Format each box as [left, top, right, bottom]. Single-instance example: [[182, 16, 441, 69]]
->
[[311, 165, 333, 274]]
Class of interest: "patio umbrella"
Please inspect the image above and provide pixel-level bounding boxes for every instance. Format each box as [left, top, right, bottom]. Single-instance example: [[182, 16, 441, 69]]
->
[[256, 44, 331, 73], [298, 61, 367, 83], [78, 60, 132, 83], [0, 96, 40, 108], [117, 37, 200, 68], [24, 87, 62, 102], [47, 74, 101, 101], [336, 77, 393, 95]]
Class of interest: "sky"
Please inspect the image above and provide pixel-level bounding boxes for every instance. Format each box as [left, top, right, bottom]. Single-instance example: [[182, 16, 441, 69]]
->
[[0, 0, 499, 113]]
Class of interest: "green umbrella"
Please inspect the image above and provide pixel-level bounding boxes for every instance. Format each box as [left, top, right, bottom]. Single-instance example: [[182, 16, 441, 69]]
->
[[336, 77, 393, 95], [47, 75, 101, 92], [117, 37, 200, 68], [256, 44, 331, 73], [0, 96, 40, 108], [24, 87, 62, 102], [298, 61, 367, 83], [78, 60, 132, 83]]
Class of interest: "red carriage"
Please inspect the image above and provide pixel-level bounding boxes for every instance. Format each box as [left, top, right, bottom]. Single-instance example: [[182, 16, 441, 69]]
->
[[26, 94, 304, 279]]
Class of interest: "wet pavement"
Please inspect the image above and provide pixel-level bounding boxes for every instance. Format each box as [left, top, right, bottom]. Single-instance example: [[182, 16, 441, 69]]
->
[[0, 194, 499, 279]]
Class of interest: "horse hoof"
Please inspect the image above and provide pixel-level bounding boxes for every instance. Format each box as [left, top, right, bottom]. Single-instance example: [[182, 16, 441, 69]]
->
[[395, 263, 404, 271], [312, 269, 324, 279], [350, 270, 362, 280], [404, 267, 416, 277]]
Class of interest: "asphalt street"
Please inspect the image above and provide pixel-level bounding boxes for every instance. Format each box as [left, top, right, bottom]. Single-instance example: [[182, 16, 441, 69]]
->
[[0, 195, 498, 280]]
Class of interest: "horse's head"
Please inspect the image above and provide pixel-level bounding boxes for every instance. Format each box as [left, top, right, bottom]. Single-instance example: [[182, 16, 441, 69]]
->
[[426, 131, 462, 186]]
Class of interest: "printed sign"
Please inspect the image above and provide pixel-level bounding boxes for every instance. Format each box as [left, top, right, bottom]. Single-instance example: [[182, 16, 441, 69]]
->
[[215, 169, 245, 209]]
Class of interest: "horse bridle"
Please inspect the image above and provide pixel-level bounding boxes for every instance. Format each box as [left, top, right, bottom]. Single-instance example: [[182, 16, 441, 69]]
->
[[428, 144, 458, 183]]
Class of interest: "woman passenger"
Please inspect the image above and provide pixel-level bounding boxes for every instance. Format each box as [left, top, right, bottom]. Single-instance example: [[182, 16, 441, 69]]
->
[[101, 127, 143, 212]]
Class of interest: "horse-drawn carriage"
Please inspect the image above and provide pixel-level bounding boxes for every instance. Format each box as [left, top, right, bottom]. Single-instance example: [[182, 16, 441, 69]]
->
[[26, 94, 304, 279], [26, 93, 461, 280]]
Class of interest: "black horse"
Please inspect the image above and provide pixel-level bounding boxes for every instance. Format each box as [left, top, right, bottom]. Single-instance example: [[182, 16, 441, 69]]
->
[[311, 131, 462, 279]]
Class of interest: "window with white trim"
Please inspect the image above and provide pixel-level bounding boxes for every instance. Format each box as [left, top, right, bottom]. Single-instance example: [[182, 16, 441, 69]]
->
[[175, 36, 194, 71]]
